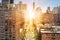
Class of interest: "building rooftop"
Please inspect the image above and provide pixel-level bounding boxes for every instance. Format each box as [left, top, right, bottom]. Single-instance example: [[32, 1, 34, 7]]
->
[[41, 31, 60, 33]]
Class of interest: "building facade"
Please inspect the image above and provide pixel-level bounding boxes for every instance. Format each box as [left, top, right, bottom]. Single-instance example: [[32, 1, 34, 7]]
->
[[0, 0, 20, 40], [0, 7, 16, 40], [17, 1, 27, 29], [41, 31, 60, 40], [52, 6, 60, 26]]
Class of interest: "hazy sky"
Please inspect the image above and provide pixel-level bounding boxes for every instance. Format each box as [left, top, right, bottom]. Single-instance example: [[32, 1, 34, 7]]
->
[[0, 0, 60, 12], [15, 0, 60, 12]]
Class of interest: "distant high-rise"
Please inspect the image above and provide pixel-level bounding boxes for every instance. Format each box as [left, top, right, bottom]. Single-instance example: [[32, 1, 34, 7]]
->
[[2, 0, 14, 4], [52, 7, 60, 25], [46, 7, 51, 13], [33, 2, 35, 9], [2, 0, 14, 9]]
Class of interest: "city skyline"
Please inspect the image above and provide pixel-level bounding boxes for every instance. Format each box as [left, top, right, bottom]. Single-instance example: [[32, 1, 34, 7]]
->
[[15, 0, 60, 12], [0, 0, 60, 40], [0, 0, 60, 12]]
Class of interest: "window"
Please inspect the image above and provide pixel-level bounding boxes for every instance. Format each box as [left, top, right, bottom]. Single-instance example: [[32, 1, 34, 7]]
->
[[51, 34, 55, 36], [51, 38, 55, 40], [9, 35, 12, 38], [5, 28, 8, 31], [5, 38, 8, 40], [1, 39, 5, 40], [5, 20, 8, 23], [5, 25, 8, 31]]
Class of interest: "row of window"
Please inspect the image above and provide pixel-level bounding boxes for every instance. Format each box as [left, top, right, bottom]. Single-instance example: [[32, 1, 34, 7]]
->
[[45, 33, 60, 36], [0, 39, 15, 40]]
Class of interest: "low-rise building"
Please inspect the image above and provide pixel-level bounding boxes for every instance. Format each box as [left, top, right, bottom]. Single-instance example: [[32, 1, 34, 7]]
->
[[40, 27, 60, 40], [41, 31, 60, 40]]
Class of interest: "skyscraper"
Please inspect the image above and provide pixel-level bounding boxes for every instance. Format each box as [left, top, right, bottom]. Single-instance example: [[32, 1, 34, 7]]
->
[[2, 0, 14, 4], [2, 0, 14, 9]]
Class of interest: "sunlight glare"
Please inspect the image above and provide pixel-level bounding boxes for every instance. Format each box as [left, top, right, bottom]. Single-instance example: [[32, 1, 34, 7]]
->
[[26, 6, 35, 20], [28, 10, 34, 19]]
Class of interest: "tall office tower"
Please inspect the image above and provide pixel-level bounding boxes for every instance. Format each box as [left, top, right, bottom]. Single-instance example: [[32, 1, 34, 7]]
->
[[2, 0, 14, 9]]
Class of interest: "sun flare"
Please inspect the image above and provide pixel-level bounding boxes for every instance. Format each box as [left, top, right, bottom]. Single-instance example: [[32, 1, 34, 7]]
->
[[28, 10, 35, 19], [25, 6, 35, 20]]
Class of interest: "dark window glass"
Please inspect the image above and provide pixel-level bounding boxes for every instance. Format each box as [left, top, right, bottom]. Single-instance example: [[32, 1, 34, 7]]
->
[[10, 0, 14, 3], [5, 38, 8, 40]]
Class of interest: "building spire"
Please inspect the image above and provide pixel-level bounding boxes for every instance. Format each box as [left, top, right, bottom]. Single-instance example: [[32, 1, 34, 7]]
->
[[33, 2, 35, 9]]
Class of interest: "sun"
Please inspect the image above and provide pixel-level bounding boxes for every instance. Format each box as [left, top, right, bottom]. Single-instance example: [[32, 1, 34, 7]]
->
[[28, 10, 35, 19], [25, 6, 35, 20]]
